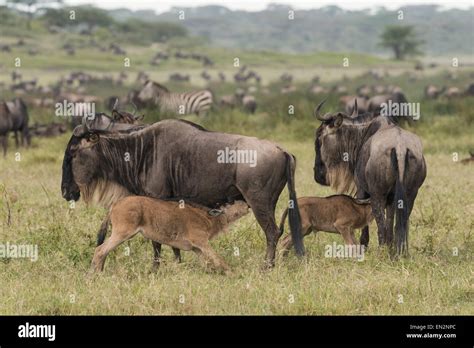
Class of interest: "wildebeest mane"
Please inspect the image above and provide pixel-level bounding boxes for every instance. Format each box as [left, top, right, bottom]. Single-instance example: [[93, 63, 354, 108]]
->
[[176, 119, 210, 132]]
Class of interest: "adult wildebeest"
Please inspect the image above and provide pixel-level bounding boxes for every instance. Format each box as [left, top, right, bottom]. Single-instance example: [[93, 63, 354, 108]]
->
[[0, 101, 12, 156], [367, 92, 408, 116], [4, 97, 30, 149], [313, 100, 426, 255], [61, 118, 305, 266]]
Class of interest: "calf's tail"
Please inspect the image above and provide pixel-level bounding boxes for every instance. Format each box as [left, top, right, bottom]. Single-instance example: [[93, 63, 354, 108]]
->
[[278, 208, 289, 235]]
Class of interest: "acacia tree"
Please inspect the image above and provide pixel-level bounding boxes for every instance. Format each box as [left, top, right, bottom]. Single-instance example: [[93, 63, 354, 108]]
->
[[6, 0, 62, 29], [379, 25, 423, 60]]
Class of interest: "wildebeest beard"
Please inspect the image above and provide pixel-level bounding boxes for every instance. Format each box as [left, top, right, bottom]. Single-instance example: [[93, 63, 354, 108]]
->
[[320, 119, 382, 194], [85, 134, 149, 207]]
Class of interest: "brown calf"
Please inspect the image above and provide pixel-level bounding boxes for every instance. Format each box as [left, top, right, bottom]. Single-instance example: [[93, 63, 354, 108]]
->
[[91, 197, 249, 275], [279, 195, 373, 254]]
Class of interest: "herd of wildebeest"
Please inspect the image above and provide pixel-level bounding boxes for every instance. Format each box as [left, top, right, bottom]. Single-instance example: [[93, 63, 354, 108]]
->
[[1, 59, 474, 273]]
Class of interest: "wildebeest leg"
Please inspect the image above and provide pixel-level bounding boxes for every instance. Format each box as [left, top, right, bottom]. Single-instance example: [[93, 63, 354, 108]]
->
[[334, 223, 357, 245], [91, 234, 129, 272], [356, 190, 370, 247], [172, 248, 182, 263], [371, 197, 387, 246], [385, 194, 395, 247], [0, 136, 7, 157], [13, 131, 19, 148], [248, 203, 280, 267], [190, 234, 232, 275], [280, 223, 312, 256], [152, 242, 162, 271]]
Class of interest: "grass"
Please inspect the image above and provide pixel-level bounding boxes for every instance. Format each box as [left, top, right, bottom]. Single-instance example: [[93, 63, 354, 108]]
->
[[0, 114, 472, 314]]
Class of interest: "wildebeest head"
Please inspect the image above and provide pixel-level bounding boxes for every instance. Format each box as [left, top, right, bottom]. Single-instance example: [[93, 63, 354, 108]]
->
[[313, 99, 382, 193], [61, 114, 143, 202], [111, 99, 144, 124]]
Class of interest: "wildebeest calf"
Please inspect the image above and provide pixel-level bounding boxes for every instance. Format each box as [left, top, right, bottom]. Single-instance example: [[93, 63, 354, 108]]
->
[[279, 195, 373, 254], [92, 197, 249, 275]]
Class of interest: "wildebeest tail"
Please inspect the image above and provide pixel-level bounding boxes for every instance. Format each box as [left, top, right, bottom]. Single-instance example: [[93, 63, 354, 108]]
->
[[97, 211, 111, 246], [391, 148, 409, 255], [284, 152, 305, 257]]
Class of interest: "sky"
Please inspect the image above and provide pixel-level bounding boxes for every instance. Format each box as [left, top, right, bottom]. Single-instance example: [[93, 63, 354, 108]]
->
[[62, 0, 474, 12]]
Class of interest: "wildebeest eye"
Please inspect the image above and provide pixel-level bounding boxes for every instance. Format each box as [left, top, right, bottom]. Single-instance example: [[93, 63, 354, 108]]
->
[[88, 133, 99, 143]]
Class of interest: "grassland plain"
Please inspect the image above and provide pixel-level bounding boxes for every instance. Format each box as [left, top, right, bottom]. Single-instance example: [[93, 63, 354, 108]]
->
[[0, 111, 472, 315]]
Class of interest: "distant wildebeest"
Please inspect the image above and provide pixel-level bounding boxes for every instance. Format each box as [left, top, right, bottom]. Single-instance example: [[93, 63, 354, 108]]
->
[[92, 197, 249, 274], [169, 73, 190, 82], [357, 85, 372, 98], [464, 83, 474, 96], [30, 122, 67, 138], [340, 96, 368, 115], [443, 87, 461, 99], [281, 85, 296, 94], [424, 85, 443, 99], [0, 102, 12, 156], [61, 118, 305, 266], [280, 73, 293, 84], [309, 85, 327, 96], [201, 70, 211, 81], [279, 195, 373, 253], [5, 97, 30, 148], [137, 80, 213, 116], [460, 151, 474, 164], [313, 100, 426, 255], [367, 92, 408, 116]]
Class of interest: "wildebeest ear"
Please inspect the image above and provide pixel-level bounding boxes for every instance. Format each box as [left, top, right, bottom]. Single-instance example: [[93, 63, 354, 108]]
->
[[334, 114, 343, 128], [112, 110, 122, 121]]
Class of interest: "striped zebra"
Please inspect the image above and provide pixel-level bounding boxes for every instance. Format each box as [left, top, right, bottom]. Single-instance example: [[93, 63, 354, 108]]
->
[[137, 80, 213, 116]]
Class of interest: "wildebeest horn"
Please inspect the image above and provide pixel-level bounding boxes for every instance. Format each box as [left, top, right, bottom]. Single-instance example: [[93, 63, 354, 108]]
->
[[351, 98, 358, 117], [112, 98, 119, 110], [131, 101, 137, 115], [82, 115, 90, 131], [314, 99, 331, 121]]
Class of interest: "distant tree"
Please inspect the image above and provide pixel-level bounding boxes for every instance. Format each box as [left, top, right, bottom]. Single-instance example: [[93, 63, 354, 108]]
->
[[42, 6, 114, 32], [6, 0, 62, 29], [379, 25, 423, 60]]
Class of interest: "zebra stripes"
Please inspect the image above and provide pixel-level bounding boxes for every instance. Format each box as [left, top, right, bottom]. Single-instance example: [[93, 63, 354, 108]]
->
[[138, 81, 213, 116], [159, 90, 213, 115]]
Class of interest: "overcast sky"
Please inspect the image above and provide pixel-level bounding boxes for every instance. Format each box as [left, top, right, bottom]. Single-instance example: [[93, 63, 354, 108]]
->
[[63, 0, 473, 12]]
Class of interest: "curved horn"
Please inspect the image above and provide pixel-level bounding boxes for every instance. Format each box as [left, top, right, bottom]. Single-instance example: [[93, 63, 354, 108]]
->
[[351, 98, 358, 117], [112, 98, 119, 110], [130, 101, 137, 115], [81, 115, 89, 131], [314, 99, 331, 121]]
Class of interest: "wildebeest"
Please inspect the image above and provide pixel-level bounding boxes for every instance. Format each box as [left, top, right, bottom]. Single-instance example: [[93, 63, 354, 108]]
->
[[0, 101, 12, 156], [92, 198, 249, 274], [61, 118, 305, 266], [313, 100, 426, 255], [5, 97, 30, 148], [424, 85, 443, 99], [460, 151, 474, 164], [279, 195, 373, 253], [367, 92, 408, 116], [137, 80, 213, 116], [340, 96, 368, 115]]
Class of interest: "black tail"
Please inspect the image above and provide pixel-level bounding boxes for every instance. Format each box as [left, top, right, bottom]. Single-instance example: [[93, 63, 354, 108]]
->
[[391, 148, 409, 255], [284, 152, 305, 257], [97, 212, 111, 246]]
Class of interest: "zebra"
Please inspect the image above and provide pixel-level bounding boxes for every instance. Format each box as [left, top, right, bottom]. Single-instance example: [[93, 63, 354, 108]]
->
[[137, 80, 213, 116]]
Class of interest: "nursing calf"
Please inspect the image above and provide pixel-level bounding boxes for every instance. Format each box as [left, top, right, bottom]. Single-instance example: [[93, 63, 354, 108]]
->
[[91, 197, 249, 275], [279, 195, 373, 254]]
